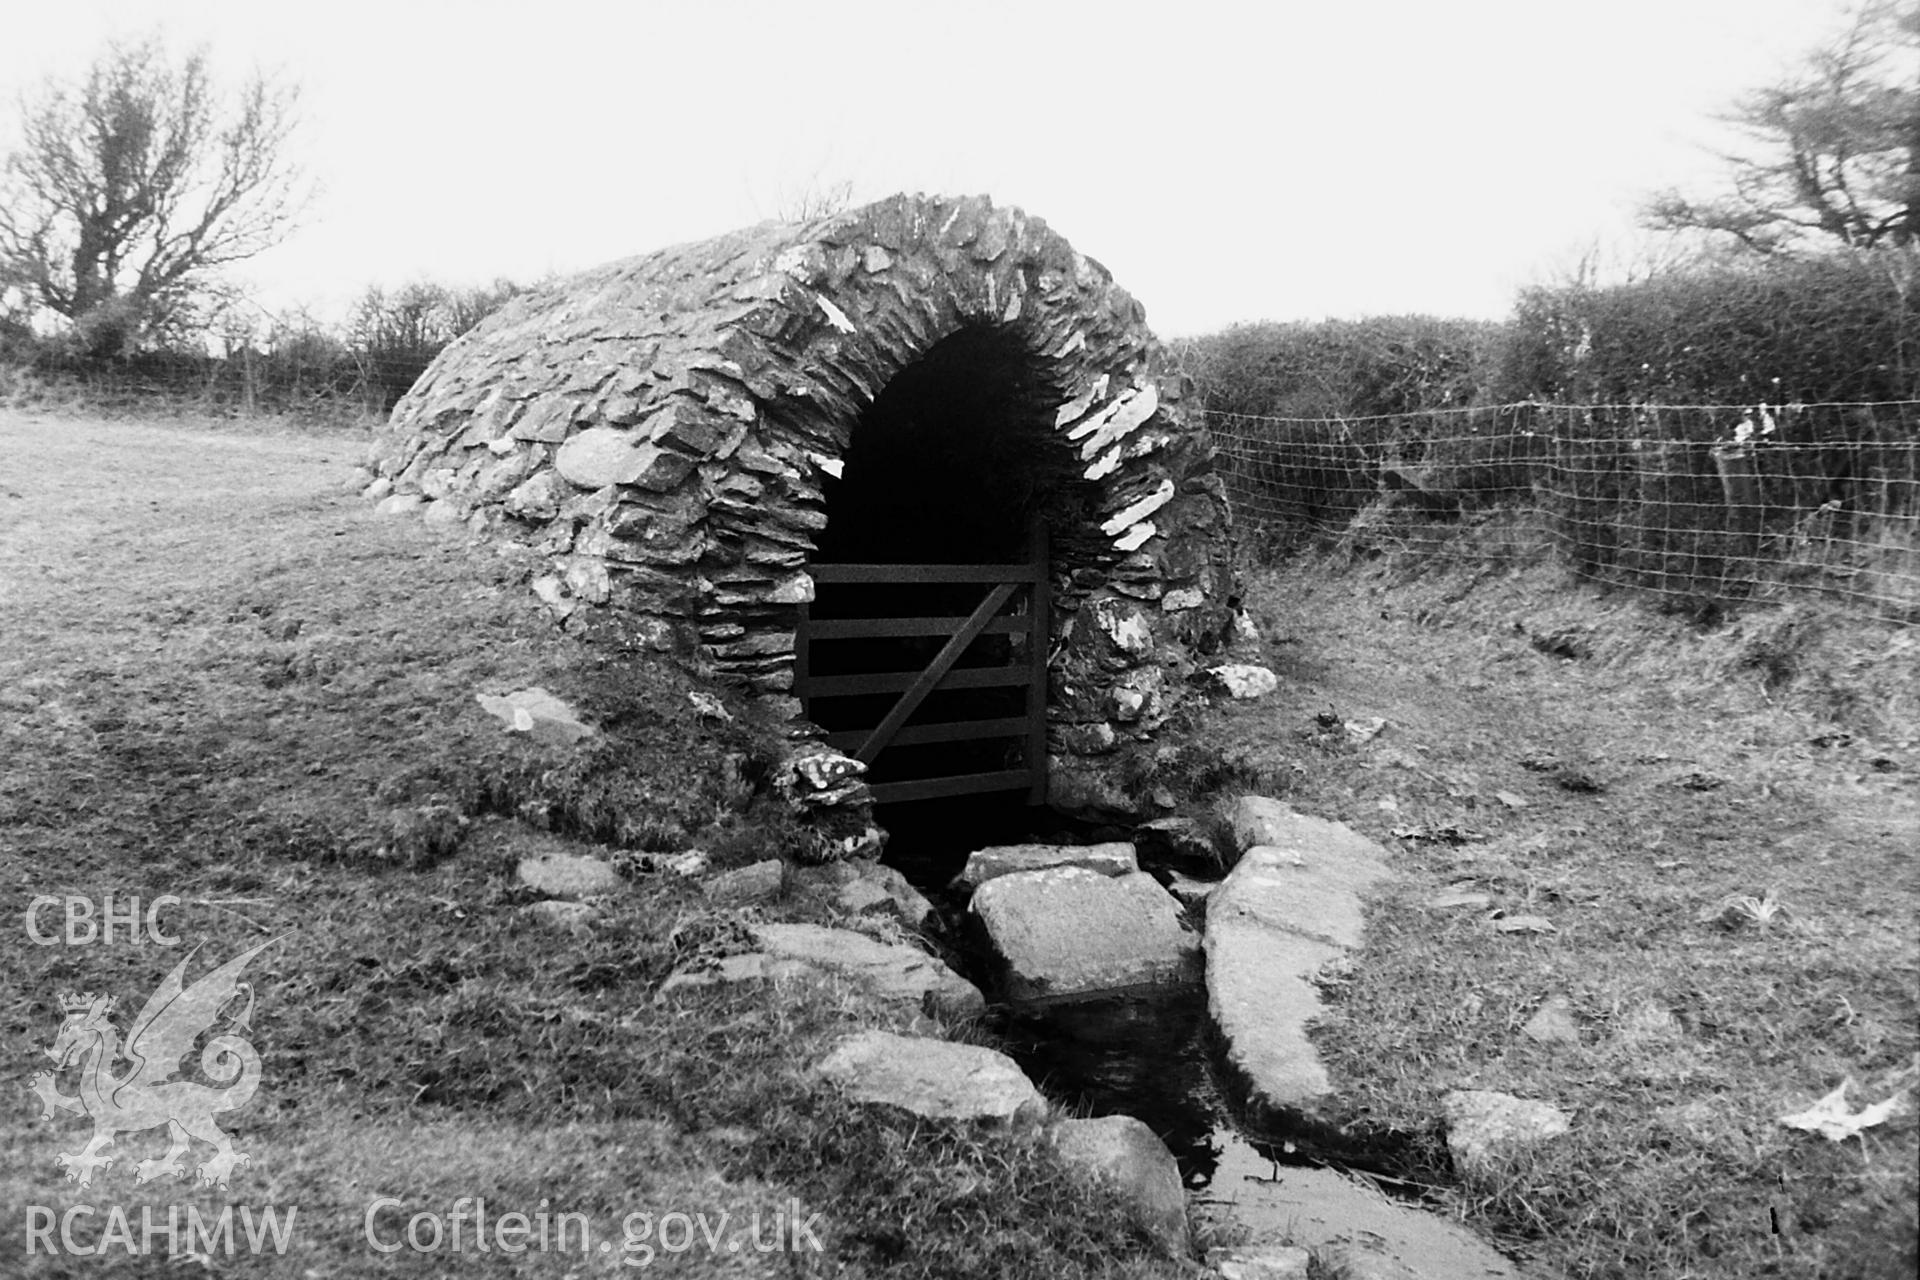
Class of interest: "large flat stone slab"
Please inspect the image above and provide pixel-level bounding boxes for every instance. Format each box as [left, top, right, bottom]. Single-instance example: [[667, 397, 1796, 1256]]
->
[[971, 867, 1199, 1002], [1206, 917, 1341, 1113], [955, 842, 1138, 889], [1215, 842, 1386, 950], [816, 1030, 1043, 1122], [1200, 1142, 1520, 1279], [1205, 798, 1395, 1130], [751, 922, 984, 1018], [1232, 796, 1392, 870]]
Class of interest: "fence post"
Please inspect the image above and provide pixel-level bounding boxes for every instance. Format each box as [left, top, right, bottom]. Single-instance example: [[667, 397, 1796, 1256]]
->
[[1710, 439, 1763, 584]]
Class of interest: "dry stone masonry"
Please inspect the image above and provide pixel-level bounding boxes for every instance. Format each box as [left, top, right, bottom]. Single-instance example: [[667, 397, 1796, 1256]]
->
[[365, 193, 1237, 819]]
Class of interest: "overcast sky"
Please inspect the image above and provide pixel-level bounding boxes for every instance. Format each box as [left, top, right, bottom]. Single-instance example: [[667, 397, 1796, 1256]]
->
[[0, 0, 1863, 336]]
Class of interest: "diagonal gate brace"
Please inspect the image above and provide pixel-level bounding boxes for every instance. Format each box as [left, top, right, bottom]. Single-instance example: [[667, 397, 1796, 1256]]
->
[[853, 582, 1018, 764]]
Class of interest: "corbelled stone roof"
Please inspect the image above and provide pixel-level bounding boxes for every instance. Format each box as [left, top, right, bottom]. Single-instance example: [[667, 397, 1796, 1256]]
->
[[365, 192, 1236, 818]]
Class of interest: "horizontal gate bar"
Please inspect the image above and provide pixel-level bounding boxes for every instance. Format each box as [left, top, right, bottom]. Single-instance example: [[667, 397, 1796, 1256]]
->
[[867, 769, 1036, 805], [855, 582, 1017, 764], [800, 664, 1031, 698], [811, 563, 1042, 584], [823, 716, 1031, 752], [804, 615, 1031, 640]]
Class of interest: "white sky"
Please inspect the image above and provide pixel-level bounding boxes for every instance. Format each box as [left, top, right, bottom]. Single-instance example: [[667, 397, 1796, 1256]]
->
[[0, 0, 1863, 337]]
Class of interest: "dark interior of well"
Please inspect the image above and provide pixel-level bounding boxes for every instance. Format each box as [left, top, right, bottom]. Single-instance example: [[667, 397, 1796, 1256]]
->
[[813, 324, 1071, 565], [804, 324, 1088, 813]]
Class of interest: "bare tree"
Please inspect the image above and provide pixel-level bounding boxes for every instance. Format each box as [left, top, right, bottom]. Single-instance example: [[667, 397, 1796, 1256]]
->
[[772, 177, 855, 222], [1645, 1, 1920, 253], [0, 38, 307, 352], [346, 277, 530, 405]]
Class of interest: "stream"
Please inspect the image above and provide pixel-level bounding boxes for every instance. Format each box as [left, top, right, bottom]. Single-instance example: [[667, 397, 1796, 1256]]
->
[[880, 799, 1521, 1278], [999, 986, 1519, 1278]]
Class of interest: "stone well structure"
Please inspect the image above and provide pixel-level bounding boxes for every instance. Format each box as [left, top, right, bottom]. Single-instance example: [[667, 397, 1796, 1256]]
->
[[365, 193, 1237, 818]]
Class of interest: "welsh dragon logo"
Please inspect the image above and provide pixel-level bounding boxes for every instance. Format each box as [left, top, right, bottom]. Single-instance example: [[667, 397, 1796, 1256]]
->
[[30, 938, 278, 1190]]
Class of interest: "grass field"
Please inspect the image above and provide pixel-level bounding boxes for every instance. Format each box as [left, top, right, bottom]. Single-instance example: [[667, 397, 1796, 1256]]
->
[[3, 407, 1913, 1279]]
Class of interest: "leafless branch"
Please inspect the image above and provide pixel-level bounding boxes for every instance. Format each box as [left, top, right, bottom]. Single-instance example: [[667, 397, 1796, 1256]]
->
[[0, 37, 309, 349]]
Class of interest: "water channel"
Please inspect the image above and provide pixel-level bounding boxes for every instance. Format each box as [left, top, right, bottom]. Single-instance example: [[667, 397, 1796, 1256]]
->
[[880, 798, 1522, 1278]]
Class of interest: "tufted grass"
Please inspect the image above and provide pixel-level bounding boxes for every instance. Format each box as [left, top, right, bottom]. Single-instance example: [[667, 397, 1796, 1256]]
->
[[1175, 549, 1919, 1279], [0, 408, 1177, 1278]]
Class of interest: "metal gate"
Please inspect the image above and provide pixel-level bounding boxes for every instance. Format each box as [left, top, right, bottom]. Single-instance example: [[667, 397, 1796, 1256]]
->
[[795, 523, 1049, 805]]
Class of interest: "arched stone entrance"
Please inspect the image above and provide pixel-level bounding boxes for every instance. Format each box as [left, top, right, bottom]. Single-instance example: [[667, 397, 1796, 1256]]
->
[[816, 325, 1075, 565], [366, 193, 1237, 819]]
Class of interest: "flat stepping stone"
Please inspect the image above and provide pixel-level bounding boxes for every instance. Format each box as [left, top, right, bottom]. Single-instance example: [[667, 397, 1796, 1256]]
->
[[816, 1030, 1042, 1122], [751, 922, 983, 1018], [971, 867, 1198, 1002], [1200, 1143, 1520, 1278], [1212, 840, 1385, 951], [1206, 798, 1392, 1131], [955, 842, 1137, 888], [517, 850, 623, 899], [1207, 919, 1342, 1114], [1232, 796, 1390, 868]]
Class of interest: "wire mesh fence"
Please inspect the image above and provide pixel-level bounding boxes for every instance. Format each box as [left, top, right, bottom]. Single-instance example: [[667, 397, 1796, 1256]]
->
[[1209, 400, 1920, 623], [0, 347, 429, 420]]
